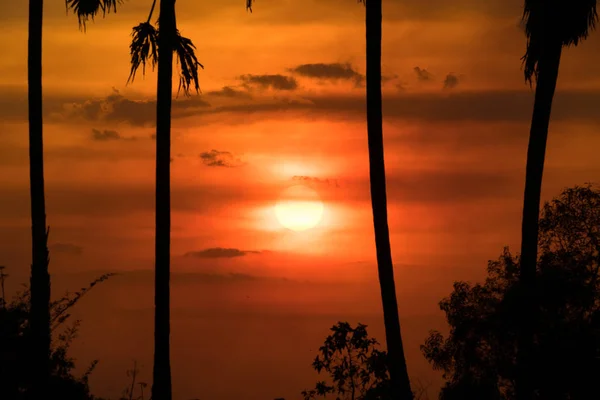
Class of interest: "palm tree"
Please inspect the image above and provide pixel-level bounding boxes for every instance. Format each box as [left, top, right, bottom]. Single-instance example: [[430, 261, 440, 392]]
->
[[128, 0, 205, 398], [516, 1, 598, 399], [359, 0, 413, 398], [27, 0, 120, 397], [27, 3, 50, 397]]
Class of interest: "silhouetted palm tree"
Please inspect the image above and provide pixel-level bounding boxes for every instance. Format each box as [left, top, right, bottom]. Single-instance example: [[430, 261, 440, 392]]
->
[[27, 1, 120, 397], [359, 0, 412, 398], [27, 1, 50, 396], [516, 1, 598, 399], [128, 0, 206, 398]]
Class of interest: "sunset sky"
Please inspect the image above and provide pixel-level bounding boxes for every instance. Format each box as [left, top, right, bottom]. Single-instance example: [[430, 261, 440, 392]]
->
[[1, 0, 600, 398]]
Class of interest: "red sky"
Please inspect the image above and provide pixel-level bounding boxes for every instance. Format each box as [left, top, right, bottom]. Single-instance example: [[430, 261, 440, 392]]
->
[[1, 0, 600, 398]]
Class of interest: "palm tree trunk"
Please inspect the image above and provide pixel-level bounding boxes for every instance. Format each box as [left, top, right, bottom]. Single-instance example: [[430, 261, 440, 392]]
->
[[151, 0, 175, 399], [365, 1, 413, 399], [516, 41, 562, 400], [28, 0, 51, 397]]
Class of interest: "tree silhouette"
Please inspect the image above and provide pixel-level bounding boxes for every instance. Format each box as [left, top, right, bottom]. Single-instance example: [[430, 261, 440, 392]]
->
[[127, 1, 202, 399], [423, 184, 600, 399], [516, 2, 598, 399], [357, 0, 413, 398], [127, 2, 253, 399], [301, 322, 393, 400], [0, 271, 113, 399], [303, 322, 430, 400], [28, 1, 121, 397]]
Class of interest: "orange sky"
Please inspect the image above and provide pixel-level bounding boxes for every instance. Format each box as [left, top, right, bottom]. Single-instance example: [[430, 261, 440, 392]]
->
[[1, 0, 600, 398]]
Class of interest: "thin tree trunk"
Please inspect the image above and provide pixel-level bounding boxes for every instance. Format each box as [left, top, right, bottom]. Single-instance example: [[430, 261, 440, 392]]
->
[[516, 41, 562, 400], [365, 1, 413, 399], [28, 0, 51, 397], [151, 0, 175, 399]]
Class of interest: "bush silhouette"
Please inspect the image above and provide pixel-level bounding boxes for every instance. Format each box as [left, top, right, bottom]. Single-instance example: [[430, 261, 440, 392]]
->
[[0, 272, 113, 400], [422, 184, 600, 399]]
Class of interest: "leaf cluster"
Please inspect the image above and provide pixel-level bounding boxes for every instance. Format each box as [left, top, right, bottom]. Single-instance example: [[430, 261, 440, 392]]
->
[[521, 0, 598, 83], [66, 0, 123, 30]]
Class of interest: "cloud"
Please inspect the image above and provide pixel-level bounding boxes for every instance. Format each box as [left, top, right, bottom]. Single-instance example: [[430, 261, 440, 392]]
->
[[289, 63, 365, 86], [199, 149, 243, 167], [49, 242, 83, 255], [184, 248, 262, 258], [206, 86, 252, 99], [201, 89, 600, 124], [5, 85, 600, 127], [62, 88, 211, 126], [292, 175, 340, 187], [238, 74, 298, 91], [414, 67, 433, 82], [443, 73, 460, 89], [91, 128, 122, 141]]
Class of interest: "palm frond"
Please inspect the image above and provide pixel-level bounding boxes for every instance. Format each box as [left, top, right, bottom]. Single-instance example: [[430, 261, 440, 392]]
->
[[173, 31, 204, 97], [521, 0, 598, 83], [65, 0, 122, 31], [127, 22, 159, 85]]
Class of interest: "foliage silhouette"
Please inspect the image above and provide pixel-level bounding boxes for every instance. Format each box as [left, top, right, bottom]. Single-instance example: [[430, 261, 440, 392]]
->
[[302, 322, 429, 400], [0, 271, 114, 400], [127, 0, 203, 97], [357, 0, 413, 398], [301, 322, 392, 400], [66, 0, 122, 30], [423, 184, 600, 400], [516, 1, 598, 398]]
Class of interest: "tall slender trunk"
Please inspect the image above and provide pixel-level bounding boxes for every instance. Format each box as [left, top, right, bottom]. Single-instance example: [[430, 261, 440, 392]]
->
[[365, 1, 412, 399], [28, 0, 51, 397], [516, 41, 562, 400], [151, 0, 175, 399]]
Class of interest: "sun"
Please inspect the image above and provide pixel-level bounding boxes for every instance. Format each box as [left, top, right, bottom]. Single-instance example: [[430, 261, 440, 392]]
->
[[275, 185, 324, 232]]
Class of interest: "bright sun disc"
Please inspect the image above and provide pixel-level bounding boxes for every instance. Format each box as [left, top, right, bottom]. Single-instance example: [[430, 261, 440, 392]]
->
[[275, 185, 324, 232]]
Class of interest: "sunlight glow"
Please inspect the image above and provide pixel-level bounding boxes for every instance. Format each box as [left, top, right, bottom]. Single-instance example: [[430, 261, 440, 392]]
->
[[275, 185, 324, 231]]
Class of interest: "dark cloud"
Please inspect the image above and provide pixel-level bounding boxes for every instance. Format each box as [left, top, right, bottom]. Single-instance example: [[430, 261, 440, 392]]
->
[[289, 63, 365, 87], [91, 128, 121, 141], [49, 242, 83, 255], [63, 88, 210, 126], [184, 248, 262, 259], [206, 86, 252, 99], [443, 74, 460, 89], [199, 149, 243, 167], [292, 175, 340, 187], [382, 74, 399, 84], [4, 85, 600, 127], [238, 74, 298, 91], [202, 89, 600, 124], [414, 67, 434, 82]]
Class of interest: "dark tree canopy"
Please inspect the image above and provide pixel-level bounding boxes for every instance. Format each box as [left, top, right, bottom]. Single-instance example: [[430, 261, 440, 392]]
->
[[421, 184, 600, 400], [302, 322, 393, 400]]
